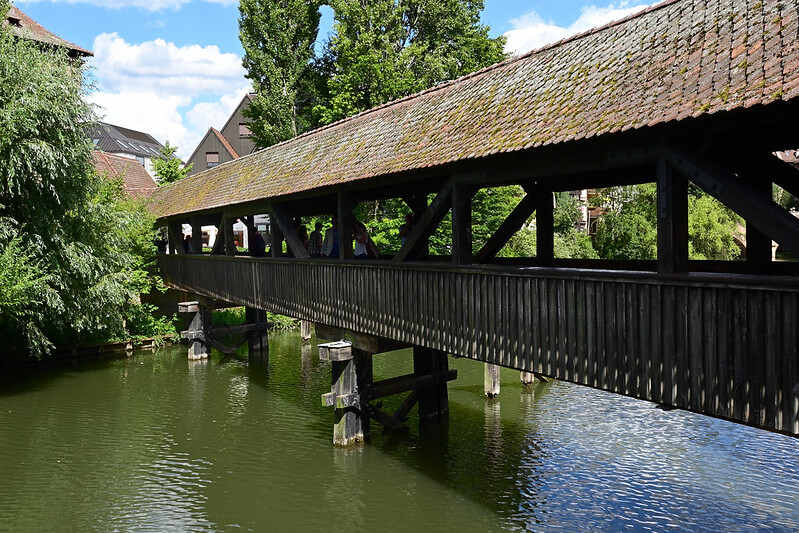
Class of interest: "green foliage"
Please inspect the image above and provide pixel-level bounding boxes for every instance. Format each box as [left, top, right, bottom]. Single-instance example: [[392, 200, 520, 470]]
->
[[592, 184, 743, 261], [314, 0, 506, 125], [593, 184, 658, 260], [774, 183, 797, 210], [552, 192, 598, 259], [239, 0, 321, 147], [212, 307, 299, 331], [0, 31, 175, 357], [153, 142, 191, 185], [687, 189, 742, 261]]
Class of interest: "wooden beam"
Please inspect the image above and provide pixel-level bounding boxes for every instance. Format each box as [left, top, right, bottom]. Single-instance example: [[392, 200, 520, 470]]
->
[[271, 204, 310, 259], [667, 150, 799, 256], [535, 188, 554, 266], [746, 179, 773, 270], [368, 370, 457, 401], [269, 213, 283, 258], [190, 218, 203, 254], [315, 324, 410, 354], [337, 191, 354, 260], [476, 184, 537, 263], [657, 157, 688, 274], [452, 182, 474, 265], [222, 215, 236, 256], [394, 178, 454, 262]]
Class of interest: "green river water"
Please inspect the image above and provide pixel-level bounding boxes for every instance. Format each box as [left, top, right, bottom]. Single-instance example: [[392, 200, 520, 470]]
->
[[0, 331, 797, 532]]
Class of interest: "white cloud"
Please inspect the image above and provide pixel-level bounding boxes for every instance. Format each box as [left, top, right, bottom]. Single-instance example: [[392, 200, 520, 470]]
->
[[504, 2, 653, 56], [87, 33, 250, 160], [16, 0, 236, 12]]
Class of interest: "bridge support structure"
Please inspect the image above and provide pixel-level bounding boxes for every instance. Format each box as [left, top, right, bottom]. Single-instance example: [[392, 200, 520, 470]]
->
[[246, 307, 269, 366], [179, 301, 269, 362], [485, 364, 500, 398], [179, 301, 210, 360], [318, 327, 457, 446]]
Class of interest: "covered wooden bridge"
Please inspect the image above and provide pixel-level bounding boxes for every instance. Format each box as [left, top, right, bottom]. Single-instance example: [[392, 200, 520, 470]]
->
[[151, 0, 799, 441]]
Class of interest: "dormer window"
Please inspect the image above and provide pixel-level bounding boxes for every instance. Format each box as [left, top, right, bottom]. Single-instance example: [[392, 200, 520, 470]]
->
[[7, 17, 21, 27]]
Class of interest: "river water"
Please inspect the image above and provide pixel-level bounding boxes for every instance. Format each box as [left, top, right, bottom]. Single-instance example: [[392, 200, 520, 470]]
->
[[0, 332, 797, 532]]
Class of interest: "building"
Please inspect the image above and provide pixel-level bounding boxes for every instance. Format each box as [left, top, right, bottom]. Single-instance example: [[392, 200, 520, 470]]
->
[[92, 151, 158, 199], [183, 93, 264, 248], [3, 6, 92, 58], [87, 122, 165, 179], [185, 93, 257, 176]]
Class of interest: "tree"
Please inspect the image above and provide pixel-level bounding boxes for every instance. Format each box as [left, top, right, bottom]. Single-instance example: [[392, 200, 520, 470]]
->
[[314, 0, 506, 124], [592, 184, 742, 261], [0, 23, 172, 357], [552, 192, 597, 259], [153, 142, 192, 186], [239, 0, 321, 147], [687, 189, 742, 261], [593, 184, 658, 260]]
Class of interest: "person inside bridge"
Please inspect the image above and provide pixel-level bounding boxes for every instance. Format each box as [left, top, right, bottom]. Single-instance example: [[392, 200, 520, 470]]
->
[[308, 222, 323, 257], [323, 216, 339, 258], [354, 220, 378, 259], [183, 234, 192, 253]]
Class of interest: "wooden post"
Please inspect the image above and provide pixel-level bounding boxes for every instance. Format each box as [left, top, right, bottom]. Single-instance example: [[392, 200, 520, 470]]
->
[[536, 189, 554, 266], [337, 192, 354, 260], [222, 215, 236, 256], [657, 157, 688, 274], [190, 219, 203, 254], [270, 214, 283, 257], [484, 363, 500, 398], [405, 194, 429, 256], [746, 179, 773, 271], [452, 183, 473, 265], [413, 347, 450, 419], [320, 341, 370, 446], [301, 320, 312, 342], [179, 301, 209, 360], [246, 307, 269, 366], [521, 371, 536, 389], [168, 221, 184, 255]]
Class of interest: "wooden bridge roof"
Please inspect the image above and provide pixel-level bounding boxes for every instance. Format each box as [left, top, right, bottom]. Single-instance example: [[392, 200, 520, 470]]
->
[[150, 0, 799, 220]]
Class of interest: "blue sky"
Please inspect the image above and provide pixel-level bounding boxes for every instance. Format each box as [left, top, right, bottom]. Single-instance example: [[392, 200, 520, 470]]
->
[[13, 0, 653, 158]]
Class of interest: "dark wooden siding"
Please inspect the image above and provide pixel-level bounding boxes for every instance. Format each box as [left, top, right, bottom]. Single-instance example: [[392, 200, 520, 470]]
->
[[186, 131, 236, 177], [221, 98, 256, 158], [160, 254, 799, 436]]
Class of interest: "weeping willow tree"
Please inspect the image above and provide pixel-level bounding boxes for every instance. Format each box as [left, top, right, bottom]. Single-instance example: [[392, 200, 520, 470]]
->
[[0, 12, 172, 357]]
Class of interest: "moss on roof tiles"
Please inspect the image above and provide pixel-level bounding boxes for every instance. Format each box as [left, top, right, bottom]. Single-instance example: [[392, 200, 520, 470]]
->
[[150, 0, 799, 220]]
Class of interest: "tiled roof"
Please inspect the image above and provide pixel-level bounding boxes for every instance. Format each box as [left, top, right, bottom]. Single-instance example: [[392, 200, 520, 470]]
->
[[4, 7, 92, 57], [92, 151, 158, 199], [150, 0, 799, 220], [88, 122, 165, 160], [212, 128, 239, 159]]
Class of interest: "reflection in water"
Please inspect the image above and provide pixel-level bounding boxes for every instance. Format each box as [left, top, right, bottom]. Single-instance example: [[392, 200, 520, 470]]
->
[[0, 333, 797, 532]]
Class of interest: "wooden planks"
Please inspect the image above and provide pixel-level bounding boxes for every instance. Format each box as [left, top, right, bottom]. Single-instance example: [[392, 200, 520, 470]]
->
[[159, 254, 799, 436]]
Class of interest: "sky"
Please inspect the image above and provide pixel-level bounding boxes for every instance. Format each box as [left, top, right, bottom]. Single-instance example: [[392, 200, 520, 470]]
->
[[13, 0, 653, 159]]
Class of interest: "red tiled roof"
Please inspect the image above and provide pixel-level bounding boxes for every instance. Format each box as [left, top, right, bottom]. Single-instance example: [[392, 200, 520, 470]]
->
[[93, 151, 158, 199], [150, 0, 799, 219], [5, 7, 92, 57], [212, 128, 239, 159]]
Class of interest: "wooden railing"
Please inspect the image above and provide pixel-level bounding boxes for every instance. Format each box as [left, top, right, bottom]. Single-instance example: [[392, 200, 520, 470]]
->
[[159, 254, 799, 436]]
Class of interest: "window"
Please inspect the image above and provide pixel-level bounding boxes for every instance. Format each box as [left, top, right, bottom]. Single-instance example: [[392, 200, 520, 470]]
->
[[239, 123, 252, 137], [135, 156, 145, 166], [7, 17, 21, 27], [206, 152, 219, 168]]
